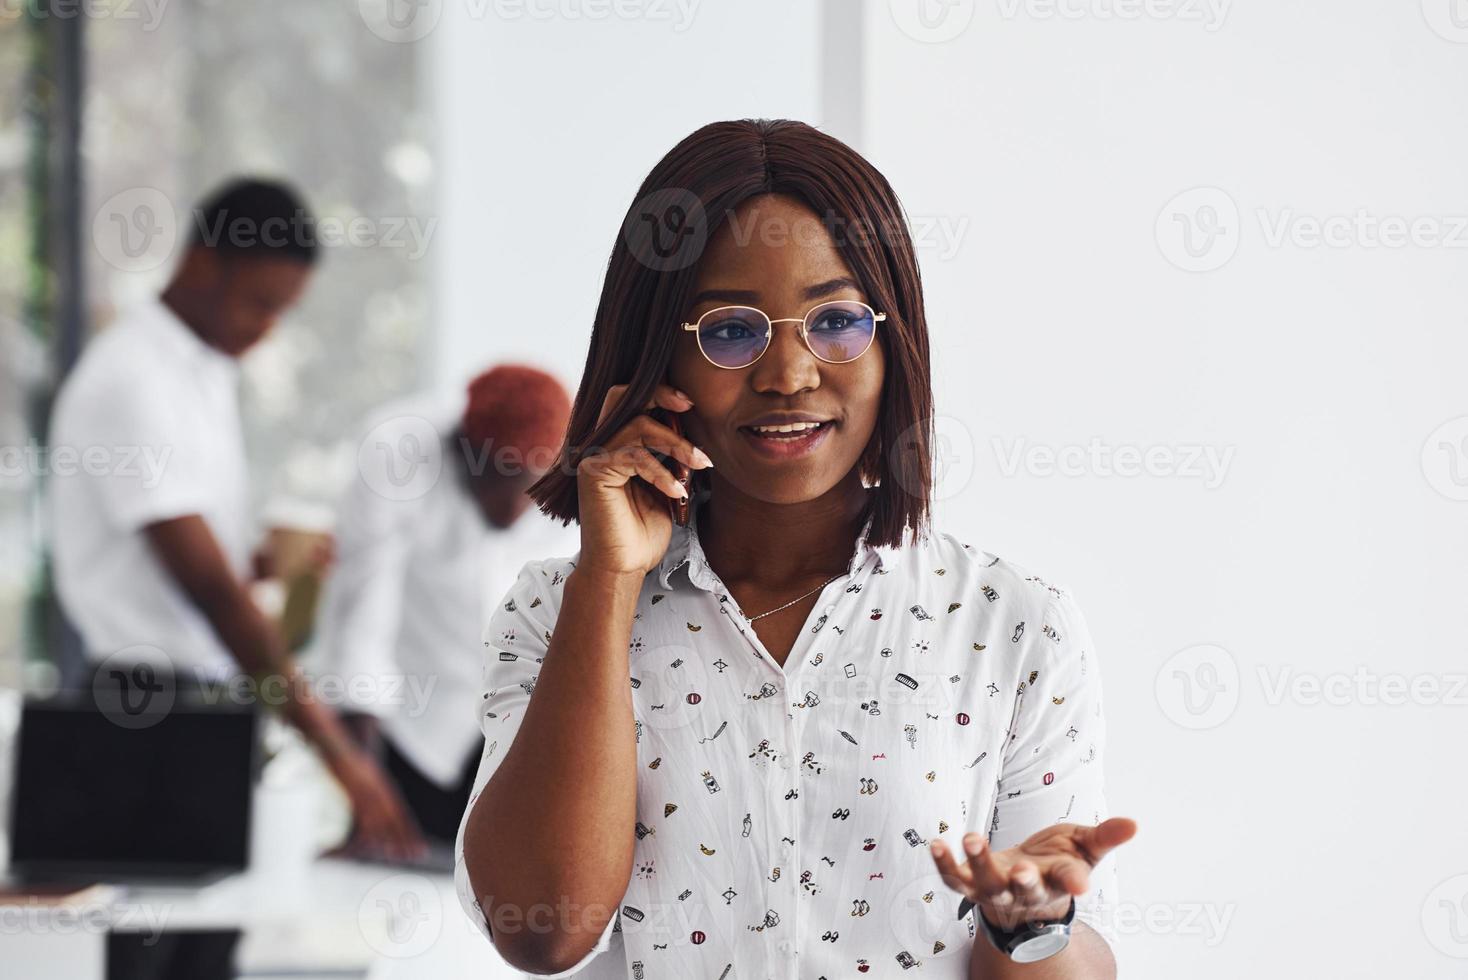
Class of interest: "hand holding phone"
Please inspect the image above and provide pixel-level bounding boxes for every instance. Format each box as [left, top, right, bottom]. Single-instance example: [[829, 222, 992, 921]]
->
[[653, 407, 693, 527], [575, 383, 709, 578]]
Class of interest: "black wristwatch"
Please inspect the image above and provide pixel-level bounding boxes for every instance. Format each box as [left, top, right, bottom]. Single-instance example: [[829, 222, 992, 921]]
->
[[957, 895, 1075, 963]]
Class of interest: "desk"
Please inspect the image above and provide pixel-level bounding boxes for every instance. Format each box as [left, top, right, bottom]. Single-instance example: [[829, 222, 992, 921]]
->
[[0, 699, 524, 979], [0, 859, 524, 980]]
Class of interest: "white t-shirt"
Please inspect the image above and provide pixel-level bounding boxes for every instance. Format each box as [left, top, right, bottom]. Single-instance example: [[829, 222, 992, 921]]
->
[[453, 496, 1121, 979], [306, 398, 581, 788], [49, 298, 251, 679]]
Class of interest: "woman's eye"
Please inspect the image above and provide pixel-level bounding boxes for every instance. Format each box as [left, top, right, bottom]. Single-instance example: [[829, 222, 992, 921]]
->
[[707, 319, 756, 341], [811, 312, 859, 332]]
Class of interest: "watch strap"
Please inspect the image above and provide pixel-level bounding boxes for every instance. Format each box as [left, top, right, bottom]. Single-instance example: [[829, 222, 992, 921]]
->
[[961, 895, 1076, 955]]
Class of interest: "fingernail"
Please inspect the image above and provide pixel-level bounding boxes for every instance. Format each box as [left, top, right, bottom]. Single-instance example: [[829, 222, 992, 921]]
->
[[694, 448, 714, 469], [674, 388, 693, 402]]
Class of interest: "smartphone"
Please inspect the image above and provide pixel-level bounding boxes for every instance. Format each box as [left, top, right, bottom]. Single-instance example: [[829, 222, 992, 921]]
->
[[649, 406, 692, 526]]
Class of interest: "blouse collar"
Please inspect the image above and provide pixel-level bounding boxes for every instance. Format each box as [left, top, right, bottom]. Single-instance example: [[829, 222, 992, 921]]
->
[[656, 491, 903, 591]]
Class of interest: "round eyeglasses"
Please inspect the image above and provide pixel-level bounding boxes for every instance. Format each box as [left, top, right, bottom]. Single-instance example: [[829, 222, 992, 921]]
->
[[680, 301, 886, 370]]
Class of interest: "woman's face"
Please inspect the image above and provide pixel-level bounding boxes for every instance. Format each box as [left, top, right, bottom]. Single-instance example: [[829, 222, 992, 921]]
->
[[668, 194, 886, 505]]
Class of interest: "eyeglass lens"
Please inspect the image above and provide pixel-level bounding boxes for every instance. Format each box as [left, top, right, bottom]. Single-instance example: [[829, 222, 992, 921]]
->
[[695, 301, 877, 368]]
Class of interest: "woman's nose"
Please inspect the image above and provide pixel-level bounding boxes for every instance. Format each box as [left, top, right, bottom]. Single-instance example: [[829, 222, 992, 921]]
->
[[750, 320, 821, 393]]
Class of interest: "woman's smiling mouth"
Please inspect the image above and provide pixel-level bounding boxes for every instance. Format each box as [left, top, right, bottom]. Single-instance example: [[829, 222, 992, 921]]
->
[[737, 418, 836, 460]]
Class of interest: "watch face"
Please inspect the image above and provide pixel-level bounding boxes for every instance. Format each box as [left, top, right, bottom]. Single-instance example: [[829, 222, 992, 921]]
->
[[1012, 927, 1070, 963]]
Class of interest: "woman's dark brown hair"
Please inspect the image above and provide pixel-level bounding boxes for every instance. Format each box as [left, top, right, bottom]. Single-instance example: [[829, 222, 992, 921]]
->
[[528, 118, 934, 550]]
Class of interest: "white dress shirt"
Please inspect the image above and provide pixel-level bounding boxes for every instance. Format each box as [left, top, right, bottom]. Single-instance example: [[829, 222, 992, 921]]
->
[[454, 493, 1120, 979], [308, 397, 581, 788], [49, 298, 251, 678]]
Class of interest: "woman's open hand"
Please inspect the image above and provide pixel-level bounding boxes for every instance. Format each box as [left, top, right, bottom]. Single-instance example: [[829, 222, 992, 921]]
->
[[929, 818, 1137, 930], [576, 382, 714, 578]]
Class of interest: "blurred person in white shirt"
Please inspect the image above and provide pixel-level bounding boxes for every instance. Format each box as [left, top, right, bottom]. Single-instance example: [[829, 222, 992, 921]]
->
[[49, 178, 426, 867], [309, 364, 576, 851]]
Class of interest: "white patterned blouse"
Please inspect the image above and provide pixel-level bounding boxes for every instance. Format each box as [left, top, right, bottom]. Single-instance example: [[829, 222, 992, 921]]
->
[[454, 502, 1120, 980]]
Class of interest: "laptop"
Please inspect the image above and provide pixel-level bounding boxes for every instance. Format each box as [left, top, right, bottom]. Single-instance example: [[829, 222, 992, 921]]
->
[[6, 695, 260, 887], [344, 837, 458, 875]]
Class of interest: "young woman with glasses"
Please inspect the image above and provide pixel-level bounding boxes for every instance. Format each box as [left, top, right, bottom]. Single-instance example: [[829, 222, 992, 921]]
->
[[457, 118, 1137, 980]]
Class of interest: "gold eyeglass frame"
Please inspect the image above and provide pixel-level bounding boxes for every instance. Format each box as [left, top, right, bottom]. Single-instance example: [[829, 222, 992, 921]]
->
[[680, 301, 887, 370]]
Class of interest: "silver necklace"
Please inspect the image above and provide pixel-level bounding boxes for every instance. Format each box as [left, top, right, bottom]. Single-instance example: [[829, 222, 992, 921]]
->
[[746, 570, 848, 622]]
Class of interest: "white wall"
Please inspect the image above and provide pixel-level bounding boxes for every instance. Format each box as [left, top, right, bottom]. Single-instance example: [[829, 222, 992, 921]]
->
[[863, 1, 1468, 977], [428, 2, 1468, 975], [428, 0, 824, 394]]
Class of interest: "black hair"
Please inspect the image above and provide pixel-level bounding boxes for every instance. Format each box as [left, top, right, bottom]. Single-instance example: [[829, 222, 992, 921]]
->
[[186, 177, 319, 264], [529, 119, 934, 551]]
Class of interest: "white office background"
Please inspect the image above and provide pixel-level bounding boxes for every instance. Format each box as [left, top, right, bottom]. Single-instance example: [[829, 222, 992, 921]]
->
[[3, 1, 1464, 978], [431, 2, 1468, 978]]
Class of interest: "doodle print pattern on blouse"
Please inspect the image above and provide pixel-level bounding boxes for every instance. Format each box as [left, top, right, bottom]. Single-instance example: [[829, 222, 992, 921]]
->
[[454, 508, 1119, 980]]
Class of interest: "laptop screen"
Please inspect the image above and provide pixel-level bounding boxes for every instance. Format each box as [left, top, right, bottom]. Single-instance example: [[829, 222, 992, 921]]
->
[[9, 697, 259, 879]]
